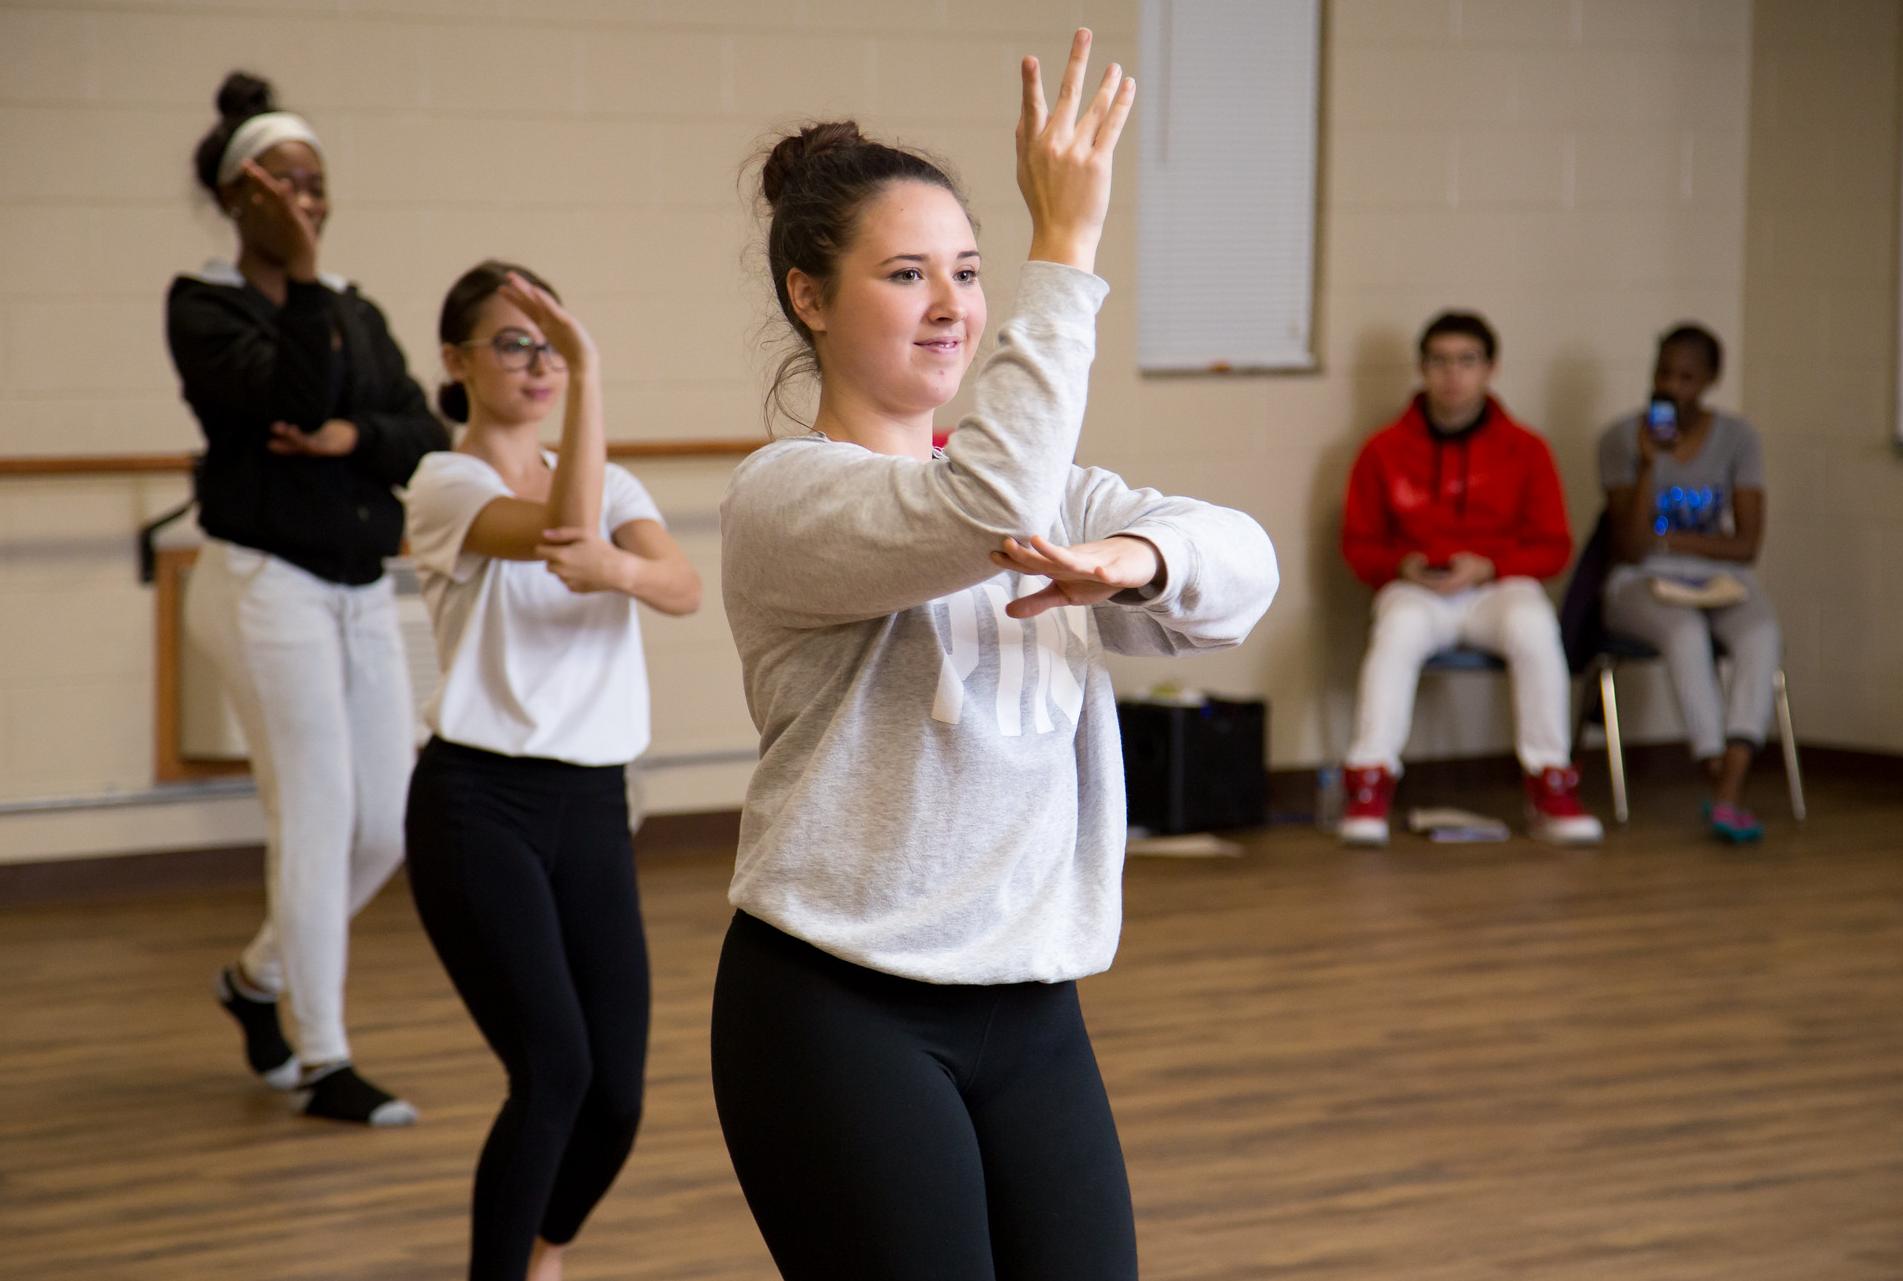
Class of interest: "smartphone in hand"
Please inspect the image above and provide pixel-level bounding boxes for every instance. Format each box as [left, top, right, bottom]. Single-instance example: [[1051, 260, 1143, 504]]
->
[[1646, 394, 1679, 445]]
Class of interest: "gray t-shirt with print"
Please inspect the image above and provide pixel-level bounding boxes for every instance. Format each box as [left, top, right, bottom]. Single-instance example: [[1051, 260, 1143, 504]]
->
[[1597, 410, 1764, 575]]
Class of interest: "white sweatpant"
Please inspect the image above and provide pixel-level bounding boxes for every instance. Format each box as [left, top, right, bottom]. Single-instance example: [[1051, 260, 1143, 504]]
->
[[186, 539, 414, 1065], [1601, 563, 1780, 760], [1346, 577, 1573, 776]]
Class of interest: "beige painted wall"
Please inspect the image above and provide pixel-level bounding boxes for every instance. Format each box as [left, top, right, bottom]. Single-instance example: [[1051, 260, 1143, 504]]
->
[[0, 0, 1814, 861], [1741, 0, 1903, 753], [1106, 0, 1756, 770]]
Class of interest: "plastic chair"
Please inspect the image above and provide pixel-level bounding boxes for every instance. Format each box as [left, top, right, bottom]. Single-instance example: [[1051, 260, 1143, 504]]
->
[[1558, 514, 1806, 825]]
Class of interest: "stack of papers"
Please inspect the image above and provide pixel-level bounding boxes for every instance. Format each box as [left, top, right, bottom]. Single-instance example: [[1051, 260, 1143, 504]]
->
[[1648, 573, 1747, 609], [1127, 832, 1244, 858], [1406, 807, 1510, 842]]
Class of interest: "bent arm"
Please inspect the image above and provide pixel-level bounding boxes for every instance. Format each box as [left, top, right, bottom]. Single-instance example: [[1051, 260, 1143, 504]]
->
[[456, 404, 604, 563], [1491, 439, 1573, 579], [1066, 467, 1278, 656], [461, 279, 605, 561], [1665, 487, 1764, 563], [722, 263, 1109, 627], [166, 280, 337, 436], [1606, 475, 1661, 565], [1600, 421, 1660, 565], [612, 519, 702, 615], [1340, 447, 1406, 588], [346, 302, 450, 484]]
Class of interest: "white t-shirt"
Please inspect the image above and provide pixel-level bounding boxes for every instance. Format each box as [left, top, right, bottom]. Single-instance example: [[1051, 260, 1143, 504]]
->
[[405, 450, 663, 766]]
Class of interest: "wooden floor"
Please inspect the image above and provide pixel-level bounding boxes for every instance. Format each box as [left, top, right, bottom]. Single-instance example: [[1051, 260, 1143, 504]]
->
[[4, 761, 1900, 1280]]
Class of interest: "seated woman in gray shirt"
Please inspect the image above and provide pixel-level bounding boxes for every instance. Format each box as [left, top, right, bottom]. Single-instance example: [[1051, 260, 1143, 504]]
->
[[713, 31, 1276, 1281], [1597, 324, 1779, 842]]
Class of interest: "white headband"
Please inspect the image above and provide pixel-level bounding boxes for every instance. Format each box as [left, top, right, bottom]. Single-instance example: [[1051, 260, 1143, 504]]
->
[[216, 111, 322, 188]]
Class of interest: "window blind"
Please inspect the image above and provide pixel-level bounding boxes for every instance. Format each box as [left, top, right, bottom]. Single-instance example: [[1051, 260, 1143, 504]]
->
[[1137, 0, 1321, 373]]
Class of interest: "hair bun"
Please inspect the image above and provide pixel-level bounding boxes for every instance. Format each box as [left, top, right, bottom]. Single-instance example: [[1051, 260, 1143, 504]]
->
[[215, 71, 275, 122], [761, 121, 867, 207], [436, 381, 470, 425]]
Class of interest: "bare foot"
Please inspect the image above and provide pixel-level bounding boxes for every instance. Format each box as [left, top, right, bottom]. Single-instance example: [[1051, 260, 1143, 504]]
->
[[527, 1238, 564, 1281]]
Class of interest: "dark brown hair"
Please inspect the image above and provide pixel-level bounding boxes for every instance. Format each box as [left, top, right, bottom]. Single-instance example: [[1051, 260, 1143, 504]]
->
[[192, 71, 278, 196], [758, 121, 969, 427], [436, 259, 562, 424], [1658, 323, 1723, 377], [1419, 311, 1498, 363]]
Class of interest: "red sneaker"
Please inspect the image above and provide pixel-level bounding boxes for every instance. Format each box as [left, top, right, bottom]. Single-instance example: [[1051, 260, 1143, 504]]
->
[[1339, 764, 1395, 846], [1525, 765, 1604, 845]]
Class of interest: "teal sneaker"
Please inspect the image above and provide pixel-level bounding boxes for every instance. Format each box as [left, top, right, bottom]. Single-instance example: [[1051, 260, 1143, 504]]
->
[[1706, 801, 1764, 844]]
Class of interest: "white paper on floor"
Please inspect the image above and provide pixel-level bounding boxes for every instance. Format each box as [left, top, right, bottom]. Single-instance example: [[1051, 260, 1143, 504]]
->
[[1127, 832, 1244, 858], [1406, 807, 1510, 842]]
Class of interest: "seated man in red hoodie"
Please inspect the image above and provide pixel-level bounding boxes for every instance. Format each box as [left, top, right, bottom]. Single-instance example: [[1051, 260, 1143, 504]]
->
[[1338, 311, 1602, 846]]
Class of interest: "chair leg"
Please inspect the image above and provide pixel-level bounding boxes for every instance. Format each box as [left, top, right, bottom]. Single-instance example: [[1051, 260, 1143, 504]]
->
[[1600, 663, 1629, 825], [1571, 662, 1595, 756], [1773, 668, 1806, 823]]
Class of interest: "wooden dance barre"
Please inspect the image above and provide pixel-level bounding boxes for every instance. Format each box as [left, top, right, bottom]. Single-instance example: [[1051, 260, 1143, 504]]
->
[[0, 438, 765, 478]]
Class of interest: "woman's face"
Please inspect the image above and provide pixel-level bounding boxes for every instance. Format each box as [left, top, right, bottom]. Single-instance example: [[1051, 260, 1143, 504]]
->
[[1653, 341, 1716, 417], [223, 140, 327, 253], [443, 292, 568, 428], [802, 180, 987, 419]]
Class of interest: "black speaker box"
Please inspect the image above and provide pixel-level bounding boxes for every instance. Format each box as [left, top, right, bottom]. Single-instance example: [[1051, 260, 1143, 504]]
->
[[1116, 697, 1268, 835]]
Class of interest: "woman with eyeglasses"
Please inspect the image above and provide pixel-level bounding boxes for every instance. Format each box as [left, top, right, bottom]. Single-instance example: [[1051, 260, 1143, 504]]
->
[[401, 260, 700, 1281], [169, 71, 447, 1126]]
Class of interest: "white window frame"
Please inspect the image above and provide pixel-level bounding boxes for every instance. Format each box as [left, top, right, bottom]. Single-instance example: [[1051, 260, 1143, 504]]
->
[[1137, 0, 1322, 374]]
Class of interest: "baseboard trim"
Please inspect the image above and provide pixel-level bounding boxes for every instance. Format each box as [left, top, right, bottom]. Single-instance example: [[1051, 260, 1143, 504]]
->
[[4, 744, 1894, 904], [1270, 741, 1894, 815], [0, 808, 744, 907]]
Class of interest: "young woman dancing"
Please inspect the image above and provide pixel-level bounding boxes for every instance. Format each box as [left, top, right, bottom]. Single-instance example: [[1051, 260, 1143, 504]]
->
[[170, 70, 447, 1125], [402, 261, 700, 1281], [713, 31, 1278, 1279]]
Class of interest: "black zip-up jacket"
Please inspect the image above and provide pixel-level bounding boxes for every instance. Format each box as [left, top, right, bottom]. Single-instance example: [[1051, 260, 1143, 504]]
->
[[166, 262, 450, 585]]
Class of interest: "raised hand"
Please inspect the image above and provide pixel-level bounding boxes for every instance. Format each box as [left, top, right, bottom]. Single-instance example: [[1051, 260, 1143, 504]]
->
[[239, 159, 320, 282], [1016, 28, 1136, 273], [991, 533, 1160, 618], [497, 271, 598, 373]]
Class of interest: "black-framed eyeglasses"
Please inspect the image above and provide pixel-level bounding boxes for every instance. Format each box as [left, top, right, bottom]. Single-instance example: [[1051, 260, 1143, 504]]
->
[[462, 328, 565, 372]]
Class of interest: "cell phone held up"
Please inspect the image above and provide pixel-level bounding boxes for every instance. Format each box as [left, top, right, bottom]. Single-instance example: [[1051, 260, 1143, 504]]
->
[[1646, 394, 1679, 445]]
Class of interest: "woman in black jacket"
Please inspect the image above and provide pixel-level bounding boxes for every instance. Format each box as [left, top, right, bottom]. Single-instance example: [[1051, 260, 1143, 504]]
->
[[168, 71, 448, 1125]]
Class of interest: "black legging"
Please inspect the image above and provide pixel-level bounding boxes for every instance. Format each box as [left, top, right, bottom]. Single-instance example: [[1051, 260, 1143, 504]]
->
[[710, 910, 1138, 1281], [405, 737, 651, 1281]]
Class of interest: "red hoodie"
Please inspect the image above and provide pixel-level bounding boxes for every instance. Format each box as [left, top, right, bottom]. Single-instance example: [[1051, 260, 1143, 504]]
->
[[1340, 394, 1573, 589]]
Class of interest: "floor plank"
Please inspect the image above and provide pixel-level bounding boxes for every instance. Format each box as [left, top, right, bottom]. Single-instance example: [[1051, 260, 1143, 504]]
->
[[3, 763, 1899, 1279]]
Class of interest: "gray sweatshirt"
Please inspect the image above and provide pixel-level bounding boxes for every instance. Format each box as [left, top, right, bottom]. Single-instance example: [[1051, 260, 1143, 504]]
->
[[719, 261, 1278, 985]]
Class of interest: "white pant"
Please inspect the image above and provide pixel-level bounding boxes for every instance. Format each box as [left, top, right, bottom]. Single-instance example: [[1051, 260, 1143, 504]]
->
[[1602, 564, 1780, 760], [1346, 578, 1573, 776], [186, 539, 413, 1065]]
